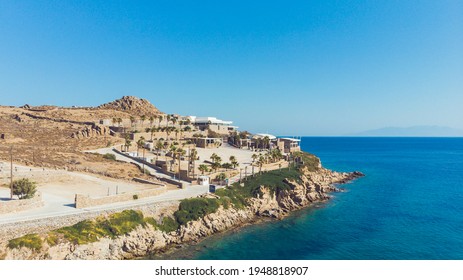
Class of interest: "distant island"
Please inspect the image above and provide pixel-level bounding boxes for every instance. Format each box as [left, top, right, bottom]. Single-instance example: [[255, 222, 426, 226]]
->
[[351, 126, 463, 137]]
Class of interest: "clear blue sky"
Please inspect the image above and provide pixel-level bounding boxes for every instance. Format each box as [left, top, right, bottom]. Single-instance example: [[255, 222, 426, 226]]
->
[[1, 1, 462, 135]]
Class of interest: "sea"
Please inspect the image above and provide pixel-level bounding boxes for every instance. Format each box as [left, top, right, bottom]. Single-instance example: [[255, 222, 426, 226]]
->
[[161, 137, 463, 260]]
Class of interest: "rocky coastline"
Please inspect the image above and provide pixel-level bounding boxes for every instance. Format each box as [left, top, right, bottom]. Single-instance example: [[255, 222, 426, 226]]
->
[[2, 167, 363, 260]]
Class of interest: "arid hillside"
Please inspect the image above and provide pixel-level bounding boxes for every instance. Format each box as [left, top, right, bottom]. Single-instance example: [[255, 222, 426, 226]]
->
[[0, 96, 163, 180]]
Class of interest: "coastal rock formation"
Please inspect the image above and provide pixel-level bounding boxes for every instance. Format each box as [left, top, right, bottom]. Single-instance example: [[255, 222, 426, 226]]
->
[[97, 96, 161, 116], [1, 167, 364, 260]]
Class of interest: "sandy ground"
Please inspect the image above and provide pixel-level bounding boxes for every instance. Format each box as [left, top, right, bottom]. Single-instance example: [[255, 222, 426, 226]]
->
[[194, 143, 255, 168], [0, 161, 152, 199]]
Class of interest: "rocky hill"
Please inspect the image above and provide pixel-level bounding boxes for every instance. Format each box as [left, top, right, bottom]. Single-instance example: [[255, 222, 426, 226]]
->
[[97, 96, 161, 116]]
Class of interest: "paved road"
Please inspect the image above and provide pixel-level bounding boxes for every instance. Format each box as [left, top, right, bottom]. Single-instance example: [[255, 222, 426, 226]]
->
[[0, 184, 210, 225]]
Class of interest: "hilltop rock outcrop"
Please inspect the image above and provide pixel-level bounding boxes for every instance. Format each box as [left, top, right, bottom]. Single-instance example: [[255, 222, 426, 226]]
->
[[97, 96, 161, 116]]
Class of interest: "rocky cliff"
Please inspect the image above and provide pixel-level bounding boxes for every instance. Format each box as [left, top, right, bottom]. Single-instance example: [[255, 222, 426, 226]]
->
[[2, 168, 363, 260]]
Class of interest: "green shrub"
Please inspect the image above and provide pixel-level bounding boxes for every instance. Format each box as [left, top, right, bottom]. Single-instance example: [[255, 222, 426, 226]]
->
[[103, 153, 116, 161], [144, 216, 180, 233], [174, 198, 220, 225], [8, 234, 42, 251], [133, 194, 139, 200], [55, 220, 102, 245], [100, 210, 145, 236], [12, 178, 37, 200], [45, 233, 58, 246], [218, 196, 232, 209], [54, 210, 146, 244], [214, 167, 303, 209], [292, 151, 320, 171]]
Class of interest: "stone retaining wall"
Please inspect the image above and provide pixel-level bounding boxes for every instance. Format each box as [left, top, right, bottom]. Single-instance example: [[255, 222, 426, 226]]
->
[[132, 177, 165, 186], [75, 186, 166, 209], [0, 201, 179, 247], [0, 192, 44, 214]]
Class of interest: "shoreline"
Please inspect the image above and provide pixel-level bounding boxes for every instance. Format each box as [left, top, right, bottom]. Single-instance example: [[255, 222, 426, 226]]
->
[[1, 161, 364, 260], [149, 200, 331, 260]]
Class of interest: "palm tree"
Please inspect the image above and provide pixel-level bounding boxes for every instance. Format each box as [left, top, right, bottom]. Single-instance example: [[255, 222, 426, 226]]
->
[[112, 117, 117, 127], [215, 173, 227, 184], [150, 127, 156, 141], [155, 140, 163, 162], [157, 115, 163, 129], [176, 147, 185, 179], [234, 133, 241, 147], [140, 115, 146, 127], [251, 153, 258, 164], [130, 116, 136, 128], [210, 153, 221, 164], [117, 117, 123, 128], [175, 128, 180, 141], [124, 134, 132, 152], [190, 148, 198, 177], [169, 144, 177, 171], [172, 116, 178, 128], [257, 155, 265, 173], [198, 164, 209, 175], [272, 149, 283, 162], [166, 126, 174, 140], [166, 115, 171, 128], [210, 153, 222, 172], [239, 131, 249, 139], [149, 116, 155, 128], [230, 156, 238, 169], [136, 137, 145, 157], [263, 136, 270, 150]]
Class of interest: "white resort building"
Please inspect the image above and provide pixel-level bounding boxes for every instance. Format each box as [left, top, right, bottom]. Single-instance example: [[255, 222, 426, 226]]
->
[[188, 116, 238, 135]]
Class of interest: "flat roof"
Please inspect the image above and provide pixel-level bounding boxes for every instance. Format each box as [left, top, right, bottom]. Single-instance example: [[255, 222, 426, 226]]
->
[[279, 137, 301, 142], [253, 133, 277, 140], [188, 116, 233, 125]]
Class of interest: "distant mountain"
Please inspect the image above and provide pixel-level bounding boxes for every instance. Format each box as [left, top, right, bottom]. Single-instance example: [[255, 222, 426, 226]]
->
[[352, 126, 463, 137]]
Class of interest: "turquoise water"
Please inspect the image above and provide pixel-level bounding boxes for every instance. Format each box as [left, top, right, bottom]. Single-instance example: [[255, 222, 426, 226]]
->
[[188, 137, 463, 260]]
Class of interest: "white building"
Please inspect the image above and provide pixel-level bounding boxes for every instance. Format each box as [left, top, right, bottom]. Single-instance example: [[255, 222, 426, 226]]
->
[[252, 133, 277, 140], [188, 116, 238, 134]]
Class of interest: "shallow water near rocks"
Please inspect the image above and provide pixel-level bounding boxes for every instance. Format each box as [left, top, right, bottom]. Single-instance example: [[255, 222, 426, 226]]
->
[[151, 137, 463, 260]]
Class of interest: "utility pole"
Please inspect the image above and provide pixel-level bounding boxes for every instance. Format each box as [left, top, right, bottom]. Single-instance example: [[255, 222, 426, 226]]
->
[[142, 147, 145, 173], [10, 146, 13, 199]]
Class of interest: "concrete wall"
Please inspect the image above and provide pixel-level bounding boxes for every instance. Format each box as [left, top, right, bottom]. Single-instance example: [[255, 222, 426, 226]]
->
[[0, 192, 43, 214], [74, 186, 166, 209]]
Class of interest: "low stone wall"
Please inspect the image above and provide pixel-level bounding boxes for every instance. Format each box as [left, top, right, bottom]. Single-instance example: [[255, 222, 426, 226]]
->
[[132, 177, 165, 186], [0, 192, 44, 214], [75, 187, 167, 209]]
